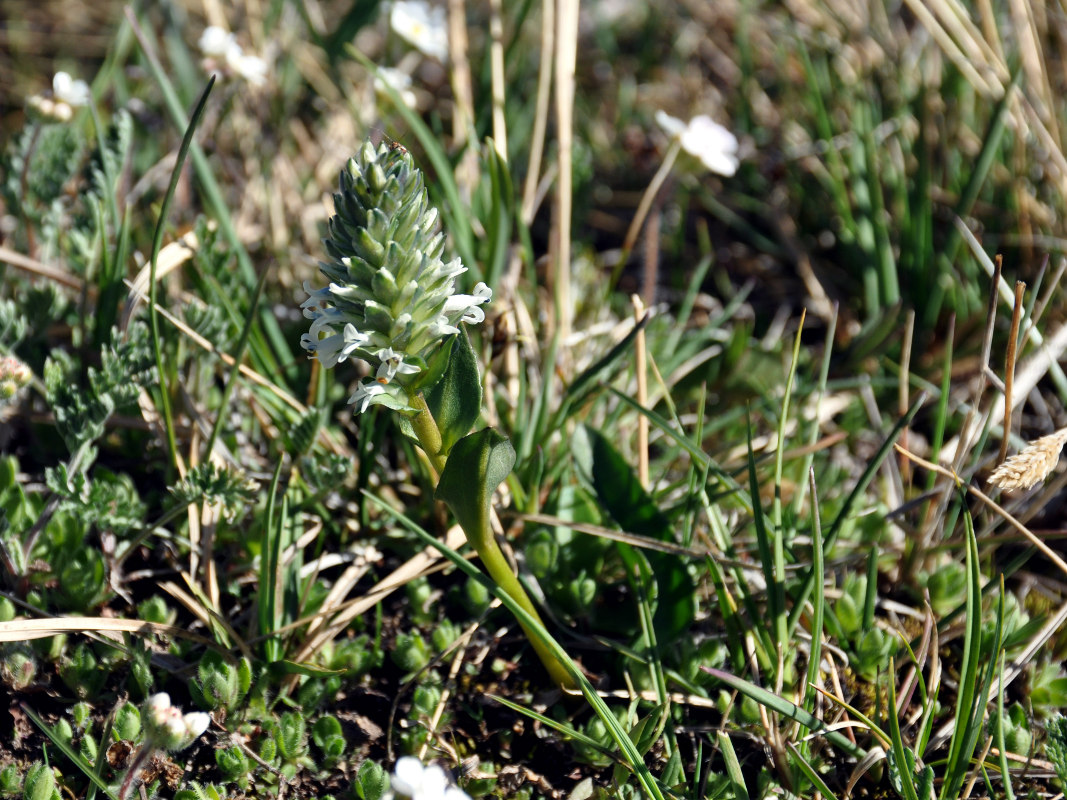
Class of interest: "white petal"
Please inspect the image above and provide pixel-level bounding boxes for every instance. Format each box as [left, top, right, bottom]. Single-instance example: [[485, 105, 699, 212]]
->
[[198, 26, 235, 57], [52, 71, 90, 106], [390, 0, 449, 61], [681, 116, 739, 176], [183, 712, 211, 738], [392, 756, 425, 795], [348, 381, 387, 414], [235, 53, 268, 85], [654, 109, 686, 137]]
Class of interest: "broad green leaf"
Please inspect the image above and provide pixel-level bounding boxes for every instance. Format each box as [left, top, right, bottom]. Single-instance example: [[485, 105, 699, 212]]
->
[[573, 425, 695, 641], [425, 329, 481, 454], [435, 429, 515, 538]]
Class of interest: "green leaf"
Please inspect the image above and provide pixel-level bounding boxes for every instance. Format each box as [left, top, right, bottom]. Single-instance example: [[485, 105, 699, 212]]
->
[[425, 329, 481, 454], [572, 425, 695, 641], [435, 429, 515, 540]]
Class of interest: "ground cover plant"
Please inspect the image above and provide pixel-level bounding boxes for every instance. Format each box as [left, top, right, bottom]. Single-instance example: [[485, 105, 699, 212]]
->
[[4, 1, 1067, 799]]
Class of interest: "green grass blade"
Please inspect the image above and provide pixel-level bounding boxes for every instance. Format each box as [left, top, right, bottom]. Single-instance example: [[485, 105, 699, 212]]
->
[[146, 75, 215, 471], [364, 492, 669, 800], [21, 704, 119, 799], [704, 667, 866, 758], [789, 392, 925, 635], [719, 732, 752, 800]]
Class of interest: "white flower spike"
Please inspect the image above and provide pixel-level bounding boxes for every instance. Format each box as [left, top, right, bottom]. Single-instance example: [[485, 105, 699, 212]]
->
[[300, 141, 491, 414], [655, 110, 739, 177], [390, 0, 449, 62]]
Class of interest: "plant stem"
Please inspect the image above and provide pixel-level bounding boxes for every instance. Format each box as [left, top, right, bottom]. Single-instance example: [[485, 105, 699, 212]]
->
[[409, 394, 576, 689]]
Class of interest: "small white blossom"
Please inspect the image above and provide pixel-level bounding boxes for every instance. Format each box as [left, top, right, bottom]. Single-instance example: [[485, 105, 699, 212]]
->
[[52, 72, 90, 107], [375, 67, 418, 109], [391, 756, 471, 800], [390, 0, 449, 62], [304, 322, 370, 368], [349, 381, 388, 413], [443, 282, 492, 324], [655, 110, 739, 176], [143, 693, 210, 751], [198, 26, 236, 57], [231, 51, 269, 86], [375, 347, 421, 383]]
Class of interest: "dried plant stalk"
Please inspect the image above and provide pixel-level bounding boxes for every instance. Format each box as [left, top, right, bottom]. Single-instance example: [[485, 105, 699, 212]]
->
[[988, 427, 1067, 490]]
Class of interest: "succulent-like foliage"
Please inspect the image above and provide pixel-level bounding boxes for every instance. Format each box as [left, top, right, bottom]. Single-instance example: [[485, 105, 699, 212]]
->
[[300, 141, 490, 414]]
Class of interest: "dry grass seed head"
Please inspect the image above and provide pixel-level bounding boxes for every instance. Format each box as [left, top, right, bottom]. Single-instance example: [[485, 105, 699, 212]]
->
[[988, 427, 1067, 490]]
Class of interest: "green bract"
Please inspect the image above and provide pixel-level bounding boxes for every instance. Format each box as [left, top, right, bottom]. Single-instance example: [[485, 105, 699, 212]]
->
[[300, 141, 490, 414]]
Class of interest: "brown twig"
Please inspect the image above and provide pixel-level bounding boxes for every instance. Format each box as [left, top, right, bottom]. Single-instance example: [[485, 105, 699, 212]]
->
[[998, 280, 1026, 464]]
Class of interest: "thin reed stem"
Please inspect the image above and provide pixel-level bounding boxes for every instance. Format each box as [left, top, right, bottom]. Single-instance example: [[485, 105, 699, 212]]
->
[[998, 280, 1025, 464]]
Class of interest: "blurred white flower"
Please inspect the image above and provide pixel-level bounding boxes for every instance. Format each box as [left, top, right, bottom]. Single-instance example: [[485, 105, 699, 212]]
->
[[375, 66, 418, 108], [0, 355, 31, 402], [198, 26, 235, 57], [390, 0, 449, 62], [391, 757, 471, 800], [232, 51, 269, 86], [198, 26, 269, 86], [143, 693, 211, 751], [655, 110, 739, 177], [52, 72, 90, 107]]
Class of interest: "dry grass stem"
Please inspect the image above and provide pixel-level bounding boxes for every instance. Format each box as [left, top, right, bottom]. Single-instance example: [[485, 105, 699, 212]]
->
[[998, 280, 1026, 464], [988, 426, 1067, 490]]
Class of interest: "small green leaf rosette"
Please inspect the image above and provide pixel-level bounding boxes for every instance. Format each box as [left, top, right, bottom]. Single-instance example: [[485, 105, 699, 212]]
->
[[300, 141, 491, 413]]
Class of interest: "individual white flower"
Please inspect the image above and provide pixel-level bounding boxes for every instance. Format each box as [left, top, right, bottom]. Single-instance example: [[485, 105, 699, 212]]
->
[[198, 26, 235, 57], [375, 66, 418, 109], [374, 347, 421, 383], [232, 51, 269, 86], [391, 756, 471, 800], [349, 381, 388, 413], [143, 693, 211, 751], [305, 322, 370, 368], [655, 110, 739, 177], [390, 0, 449, 62], [52, 72, 90, 107], [443, 282, 492, 324]]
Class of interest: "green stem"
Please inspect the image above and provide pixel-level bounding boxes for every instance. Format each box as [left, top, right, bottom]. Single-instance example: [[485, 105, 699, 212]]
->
[[409, 394, 576, 690]]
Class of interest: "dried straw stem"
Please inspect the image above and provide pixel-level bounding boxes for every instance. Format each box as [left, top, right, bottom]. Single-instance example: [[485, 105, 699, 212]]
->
[[997, 280, 1026, 464]]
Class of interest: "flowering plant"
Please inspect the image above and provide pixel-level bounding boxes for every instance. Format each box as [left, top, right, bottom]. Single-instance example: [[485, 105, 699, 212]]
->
[[300, 141, 572, 688]]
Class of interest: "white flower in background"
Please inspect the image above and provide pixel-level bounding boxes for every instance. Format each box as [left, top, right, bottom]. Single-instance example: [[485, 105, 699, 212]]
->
[[52, 72, 91, 107], [655, 110, 739, 177], [390, 756, 471, 800], [390, 0, 449, 62], [198, 26, 235, 57], [231, 51, 269, 86], [375, 66, 418, 108], [143, 693, 211, 751], [198, 26, 269, 86], [0, 356, 32, 401]]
